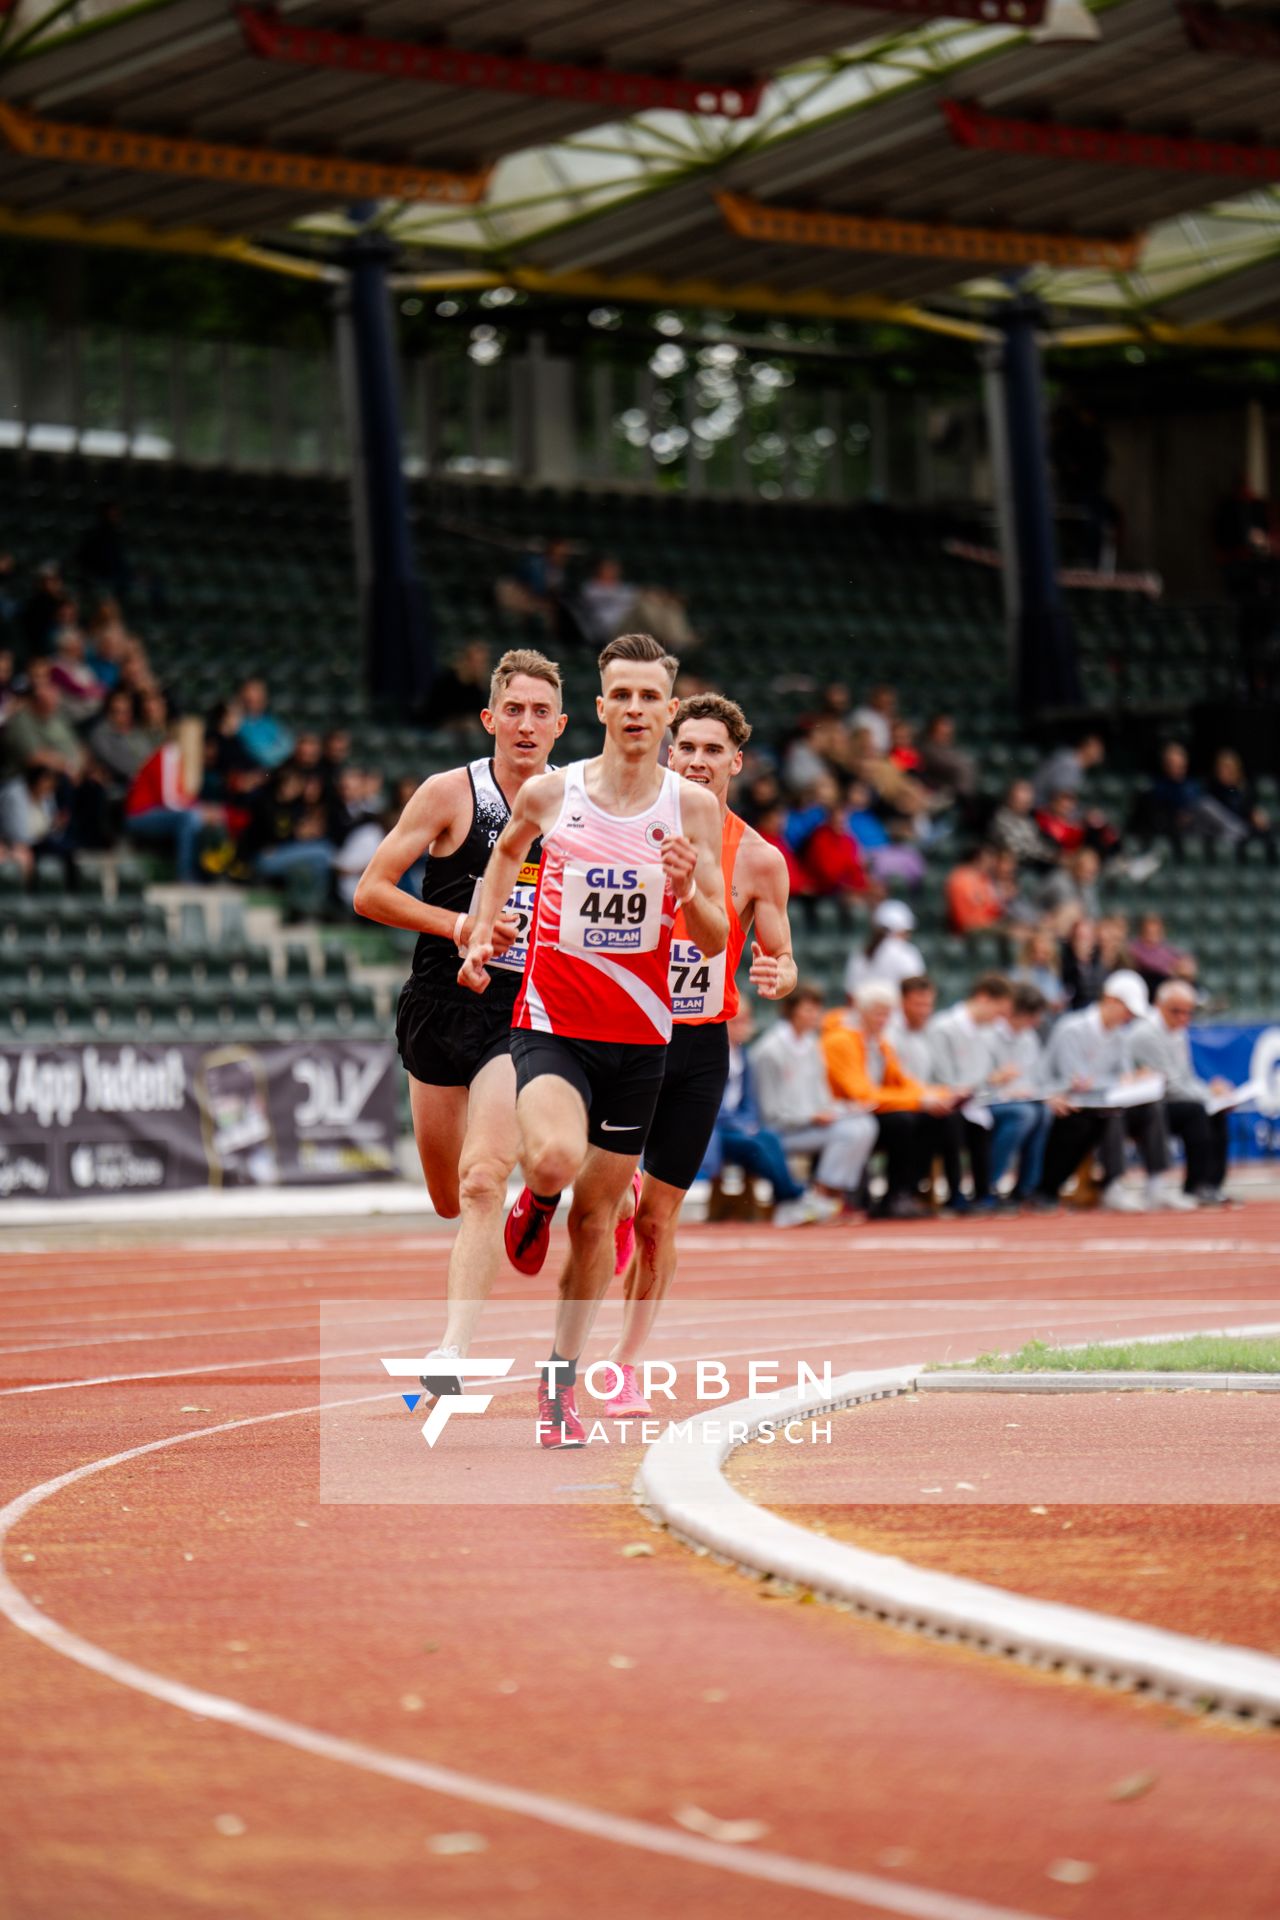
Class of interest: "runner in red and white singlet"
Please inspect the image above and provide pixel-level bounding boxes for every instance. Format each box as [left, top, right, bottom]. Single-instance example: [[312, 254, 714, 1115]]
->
[[459, 634, 727, 1446], [599, 694, 801, 1417], [513, 755, 684, 1045]]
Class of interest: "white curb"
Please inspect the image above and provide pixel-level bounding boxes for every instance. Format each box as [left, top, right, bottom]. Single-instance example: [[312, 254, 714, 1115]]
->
[[635, 1364, 1280, 1725]]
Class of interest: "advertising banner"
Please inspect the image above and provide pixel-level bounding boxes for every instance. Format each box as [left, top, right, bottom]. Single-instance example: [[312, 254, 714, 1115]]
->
[[0, 1037, 398, 1201], [1190, 1023, 1280, 1161]]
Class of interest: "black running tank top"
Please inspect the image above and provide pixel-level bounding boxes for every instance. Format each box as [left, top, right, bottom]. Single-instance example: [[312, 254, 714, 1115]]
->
[[408, 758, 543, 1003]]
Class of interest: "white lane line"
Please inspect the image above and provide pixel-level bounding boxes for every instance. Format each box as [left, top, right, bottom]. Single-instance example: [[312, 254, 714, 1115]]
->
[[0, 1399, 1049, 1920], [7, 1299, 1264, 1401]]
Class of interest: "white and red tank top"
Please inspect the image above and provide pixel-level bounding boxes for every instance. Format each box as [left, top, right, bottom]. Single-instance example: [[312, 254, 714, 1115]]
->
[[514, 759, 684, 1045], [669, 809, 748, 1025]]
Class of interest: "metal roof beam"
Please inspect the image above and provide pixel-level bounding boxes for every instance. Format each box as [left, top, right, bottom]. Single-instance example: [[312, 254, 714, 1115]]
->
[[943, 96, 1280, 181], [717, 188, 1142, 269], [0, 100, 489, 202], [236, 7, 762, 122]]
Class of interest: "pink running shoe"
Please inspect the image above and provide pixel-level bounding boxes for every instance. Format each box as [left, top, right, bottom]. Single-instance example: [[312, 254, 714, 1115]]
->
[[536, 1378, 586, 1448], [605, 1364, 651, 1418], [506, 1186, 553, 1275], [613, 1167, 643, 1276]]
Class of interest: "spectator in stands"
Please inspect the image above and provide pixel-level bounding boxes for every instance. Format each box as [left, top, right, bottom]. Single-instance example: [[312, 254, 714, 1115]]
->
[[423, 641, 491, 736], [320, 728, 351, 801], [1128, 912, 1196, 997], [989, 778, 1044, 867], [1041, 846, 1102, 933], [845, 900, 925, 999], [1137, 742, 1202, 857], [1013, 926, 1068, 1015], [821, 981, 957, 1220], [750, 986, 878, 1210], [126, 717, 224, 884], [237, 677, 294, 770], [0, 647, 17, 728], [88, 688, 150, 797], [1034, 788, 1086, 860], [926, 974, 1015, 1211], [20, 561, 66, 657], [243, 758, 335, 913], [48, 616, 106, 724], [0, 556, 17, 638], [945, 842, 1006, 935], [892, 974, 937, 1081], [752, 798, 810, 911], [917, 711, 976, 804], [704, 1008, 848, 1226], [1061, 915, 1105, 1009], [84, 600, 128, 691], [1036, 970, 1185, 1212], [786, 772, 867, 916], [1201, 748, 1277, 865], [888, 718, 922, 775], [134, 686, 171, 761], [852, 684, 896, 755], [0, 661, 85, 781], [1130, 979, 1233, 1207], [577, 555, 638, 646], [332, 775, 388, 914], [984, 983, 1059, 1208], [0, 763, 62, 874], [1034, 732, 1105, 809]]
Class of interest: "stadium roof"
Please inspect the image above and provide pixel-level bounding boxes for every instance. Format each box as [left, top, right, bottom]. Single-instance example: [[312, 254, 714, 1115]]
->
[[2, 0, 1280, 345]]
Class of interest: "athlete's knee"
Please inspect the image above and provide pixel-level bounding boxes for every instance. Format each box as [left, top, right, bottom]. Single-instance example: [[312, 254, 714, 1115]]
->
[[635, 1193, 680, 1256], [524, 1138, 580, 1196], [567, 1195, 618, 1245], [458, 1155, 508, 1211]]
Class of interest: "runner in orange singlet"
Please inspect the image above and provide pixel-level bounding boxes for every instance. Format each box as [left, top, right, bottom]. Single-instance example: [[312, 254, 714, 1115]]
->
[[603, 692, 799, 1416]]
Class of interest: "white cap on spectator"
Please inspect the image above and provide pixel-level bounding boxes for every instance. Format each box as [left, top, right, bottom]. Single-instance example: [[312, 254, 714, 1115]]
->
[[873, 900, 916, 934], [1101, 970, 1149, 1019]]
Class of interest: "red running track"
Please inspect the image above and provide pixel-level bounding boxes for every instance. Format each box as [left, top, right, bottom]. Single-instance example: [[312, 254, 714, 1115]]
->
[[1, 1209, 1279, 1919]]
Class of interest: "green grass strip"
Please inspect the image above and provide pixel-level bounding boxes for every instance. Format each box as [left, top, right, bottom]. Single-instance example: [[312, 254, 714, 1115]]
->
[[948, 1335, 1280, 1374]]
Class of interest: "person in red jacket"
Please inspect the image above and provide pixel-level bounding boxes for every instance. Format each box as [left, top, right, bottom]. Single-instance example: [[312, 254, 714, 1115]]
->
[[126, 715, 224, 882]]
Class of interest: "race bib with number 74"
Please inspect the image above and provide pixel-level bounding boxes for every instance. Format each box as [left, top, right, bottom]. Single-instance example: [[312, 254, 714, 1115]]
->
[[669, 938, 726, 1020], [560, 861, 663, 954]]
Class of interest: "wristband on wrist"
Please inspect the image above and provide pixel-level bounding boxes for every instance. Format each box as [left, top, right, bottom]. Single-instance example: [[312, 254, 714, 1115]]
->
[[676, 876, 697, 907], [454, 911, 468, 948]]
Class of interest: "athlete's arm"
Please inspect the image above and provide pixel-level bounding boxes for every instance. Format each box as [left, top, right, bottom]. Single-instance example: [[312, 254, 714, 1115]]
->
[[351, 769, 516, 952], [459, 771, 563, 994], [743, 838, 797, 1002], [664, 783, 728, 958]]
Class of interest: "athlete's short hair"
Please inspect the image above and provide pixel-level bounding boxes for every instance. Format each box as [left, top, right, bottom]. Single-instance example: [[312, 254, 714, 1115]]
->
[[597, 631, 679, 688], [489, 648, 562, 709], [672, 693, 752, 751]]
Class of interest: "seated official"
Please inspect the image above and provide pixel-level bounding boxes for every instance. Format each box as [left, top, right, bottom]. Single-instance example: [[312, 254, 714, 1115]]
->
[[925, 974, 1014, 1211], [822, 982, 958, 1220], [982, 984, 1056, 1207], [703, 1011, 848, 1226], [1036, 970, 1191, 1213], [750, 989, 878, 1212], [1130, 979, 1233, 1207]]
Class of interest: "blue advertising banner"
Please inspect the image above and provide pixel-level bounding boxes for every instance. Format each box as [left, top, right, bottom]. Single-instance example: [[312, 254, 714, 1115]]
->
[[1190, 1024, 1280, 1161]]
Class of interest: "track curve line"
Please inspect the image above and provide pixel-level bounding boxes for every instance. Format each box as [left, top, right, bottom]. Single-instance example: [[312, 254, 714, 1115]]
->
[[635, 1364, 1280, 1725], [0, 1395, 1052, 1920]]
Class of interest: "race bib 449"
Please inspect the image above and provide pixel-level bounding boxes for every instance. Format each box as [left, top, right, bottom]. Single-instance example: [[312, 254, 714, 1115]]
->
[[560, 861, 663, 954]]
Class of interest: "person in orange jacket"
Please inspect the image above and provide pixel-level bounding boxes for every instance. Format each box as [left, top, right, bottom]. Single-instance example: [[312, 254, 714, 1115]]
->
[[822, 981, 958, 1218]]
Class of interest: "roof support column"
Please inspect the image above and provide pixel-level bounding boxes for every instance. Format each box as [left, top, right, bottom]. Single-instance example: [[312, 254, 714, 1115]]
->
[[989, 286, 1081, 717], [335, 220, 434, 714]]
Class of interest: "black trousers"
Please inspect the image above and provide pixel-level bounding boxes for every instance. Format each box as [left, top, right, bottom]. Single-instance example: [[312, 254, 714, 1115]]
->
[[1039, 1103, 1166, 1198], [1164, 1100, 1229, 1192], [874, 1111, 931, 1197], [920, 1111, 992, 1201]]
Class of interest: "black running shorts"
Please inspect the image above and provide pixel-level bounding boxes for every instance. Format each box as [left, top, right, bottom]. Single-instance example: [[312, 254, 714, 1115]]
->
[[643, 1021, 731, 1192], [395, 980, 516, 1089], [510, 1028, 667, 1154]]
